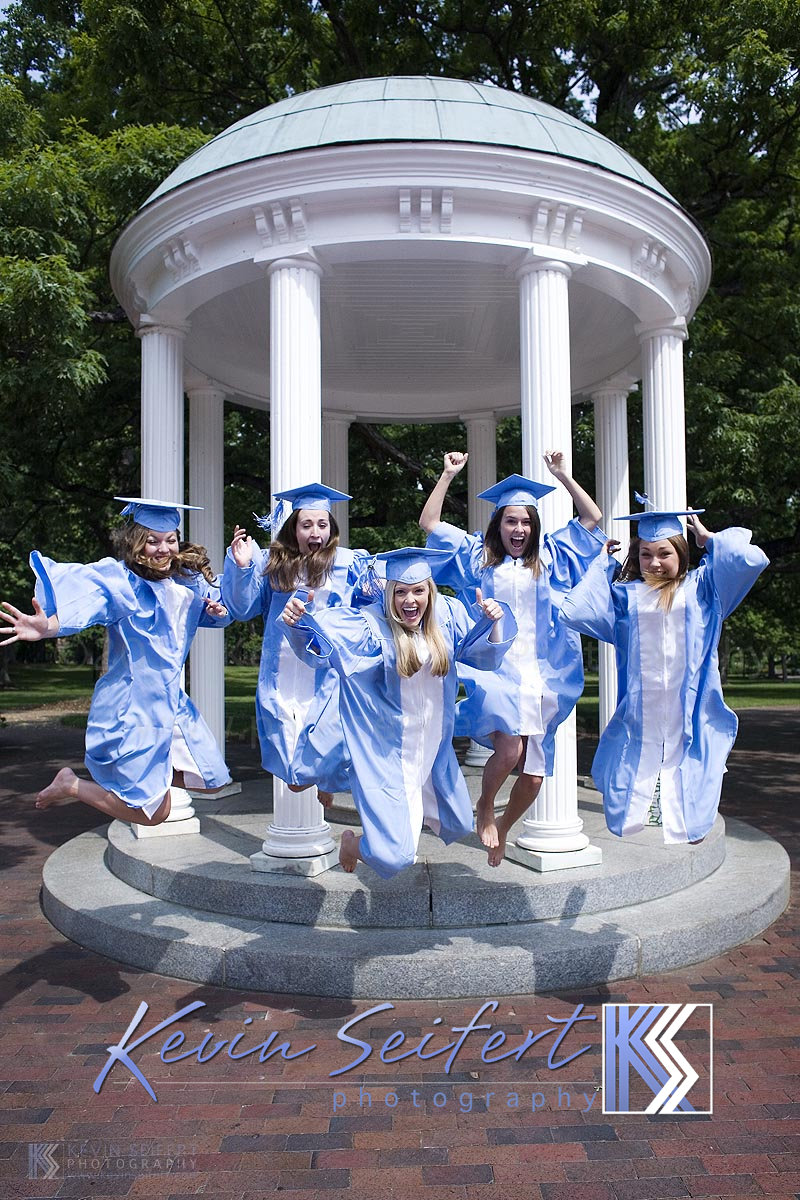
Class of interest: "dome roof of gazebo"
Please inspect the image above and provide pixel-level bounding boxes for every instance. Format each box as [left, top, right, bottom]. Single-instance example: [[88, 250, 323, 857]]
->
[[145, 75, 672, 206]]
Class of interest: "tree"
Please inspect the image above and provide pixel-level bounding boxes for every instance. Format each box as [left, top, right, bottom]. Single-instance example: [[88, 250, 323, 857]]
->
[[1, 1, 798, 664]]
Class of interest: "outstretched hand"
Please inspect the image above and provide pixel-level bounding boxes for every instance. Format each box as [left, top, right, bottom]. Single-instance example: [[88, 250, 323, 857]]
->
[[0, 597, 54, 646], [443, 451, 468, 479], [282, 590, 315, 626], [230, 524, 253, 568], [687, 513, 713, 548], [203, 598, 228, 618], [475, 587, 502, 622]]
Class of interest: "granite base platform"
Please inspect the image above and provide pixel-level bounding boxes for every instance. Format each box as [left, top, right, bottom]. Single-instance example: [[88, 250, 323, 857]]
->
[[40, 781, 790, 999]]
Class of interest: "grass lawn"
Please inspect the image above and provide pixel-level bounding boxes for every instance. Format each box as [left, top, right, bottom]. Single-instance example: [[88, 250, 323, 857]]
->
[[2, 664, 797, 739]]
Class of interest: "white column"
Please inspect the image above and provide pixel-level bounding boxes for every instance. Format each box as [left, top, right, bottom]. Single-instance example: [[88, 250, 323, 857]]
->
[[322, 413, 352, 546], [133, 318, 199, 836], [137, 318, 186, 506], [255, 255, 337, 875], [465, 413, 497, 532], [464, 413, 497, 768], [637, 320, 689, 513], [187, 378, 226, 749], [511, 260, 599, 868], [592, 377, 635, 734]]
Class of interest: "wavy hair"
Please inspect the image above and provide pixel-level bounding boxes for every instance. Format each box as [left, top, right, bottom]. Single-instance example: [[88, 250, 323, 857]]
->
[[112, 524, 214, 583]]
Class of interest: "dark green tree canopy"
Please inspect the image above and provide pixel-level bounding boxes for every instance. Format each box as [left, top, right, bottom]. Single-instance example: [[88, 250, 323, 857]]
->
[[1, 1, 798, 656]]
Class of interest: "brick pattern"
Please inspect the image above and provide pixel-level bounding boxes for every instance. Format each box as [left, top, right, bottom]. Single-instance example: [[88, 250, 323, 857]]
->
[[0, 710, 798, 1198]]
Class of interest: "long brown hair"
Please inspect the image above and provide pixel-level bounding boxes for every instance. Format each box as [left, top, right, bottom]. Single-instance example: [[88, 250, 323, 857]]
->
[[265, 510, 340, 592], [619, 534, 690, 611], [112, 524, 215, 583], [385, 579, 450, 678], [482, 504, 542, 576]]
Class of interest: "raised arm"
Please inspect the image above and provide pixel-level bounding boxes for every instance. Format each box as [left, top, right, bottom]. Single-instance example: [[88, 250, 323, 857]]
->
[[544, 450, 602, 530], [419, 451, 468, 534]]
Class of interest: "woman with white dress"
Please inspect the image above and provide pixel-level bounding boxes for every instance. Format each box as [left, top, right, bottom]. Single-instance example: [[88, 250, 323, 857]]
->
[[560, 507, 769, 843], [222, 483, 370, 805], [281, 547, 516, 878], [419, 451, 604, 866]]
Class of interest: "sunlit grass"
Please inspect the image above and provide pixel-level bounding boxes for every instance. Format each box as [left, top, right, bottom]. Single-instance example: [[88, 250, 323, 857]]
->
[[3, 664, 797, 739]]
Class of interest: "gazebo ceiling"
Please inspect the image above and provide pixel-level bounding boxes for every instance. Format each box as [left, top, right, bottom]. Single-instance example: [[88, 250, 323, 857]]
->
[[184, 253, 640, 421]]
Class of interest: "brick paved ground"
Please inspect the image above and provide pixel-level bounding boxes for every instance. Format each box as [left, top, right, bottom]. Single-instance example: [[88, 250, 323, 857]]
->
[[0, 708, 797, 1199]]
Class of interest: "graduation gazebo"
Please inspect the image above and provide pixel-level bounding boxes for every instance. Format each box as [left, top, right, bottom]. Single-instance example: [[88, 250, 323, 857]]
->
[[109, 76, 712, 873]]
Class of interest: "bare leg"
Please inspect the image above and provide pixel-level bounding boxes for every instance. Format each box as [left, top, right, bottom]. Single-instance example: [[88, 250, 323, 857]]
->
[[171, 769, 227, 796], [488, 771, 543, 867], [36, 767, 171, 827], [339, 829, 362, 872], [476, 733, 523, 849]]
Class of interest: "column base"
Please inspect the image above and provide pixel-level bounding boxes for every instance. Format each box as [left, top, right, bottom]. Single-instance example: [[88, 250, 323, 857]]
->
[[187, 781, 242, 801], [260, 820, 336, 859], [131, 786, 199, 838], [464, 740, 492, 768], [132, 816, 201, 839], [250, 848, 339, 877], [505, 842, 603, 873]]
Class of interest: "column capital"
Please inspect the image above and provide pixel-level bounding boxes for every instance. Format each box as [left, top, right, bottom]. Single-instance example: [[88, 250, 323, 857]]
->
[[460, 410, 497, 424], [516, 256, 573, 283], [635, 316, 688, 343], [184, 367, 228, 398], [266, 253, 323, 279], [136, 314, 189, 340], [322, 410, 355, 427], [591, 373, 639, 403]]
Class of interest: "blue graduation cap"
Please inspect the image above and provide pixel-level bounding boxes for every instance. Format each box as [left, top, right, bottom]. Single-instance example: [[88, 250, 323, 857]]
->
[[615, 504, 704, 542], [274, 482, 351, 511], [375, 546, 452, 585], [478, 474, 556, 511], [254, 482, 351, 533], [115, 496, 202, 533]]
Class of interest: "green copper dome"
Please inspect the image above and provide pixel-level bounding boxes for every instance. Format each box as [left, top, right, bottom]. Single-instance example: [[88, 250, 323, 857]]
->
[[145, 76, 673, 205]]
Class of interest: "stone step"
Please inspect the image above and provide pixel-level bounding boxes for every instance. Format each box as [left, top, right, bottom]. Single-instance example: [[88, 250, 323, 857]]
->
[[102, 793, 727, 929], [41, 815, 789, 999]]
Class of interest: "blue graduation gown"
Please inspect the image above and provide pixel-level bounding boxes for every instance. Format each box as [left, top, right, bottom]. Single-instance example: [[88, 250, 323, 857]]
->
[[221, 545, 370, 791], [30, 552, 232, 816], [560, 528, 769, 842], [426, 519, 605, 774], [283, 596, 517, 878]]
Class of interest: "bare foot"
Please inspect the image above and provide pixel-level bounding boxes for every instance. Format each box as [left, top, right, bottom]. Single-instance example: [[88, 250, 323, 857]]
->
[[487, 817, 511, 867], [339, 829, 360, 872], [476, 796, 499, 848], [318, 790, 333, 809], [36, 767, 80, 809]]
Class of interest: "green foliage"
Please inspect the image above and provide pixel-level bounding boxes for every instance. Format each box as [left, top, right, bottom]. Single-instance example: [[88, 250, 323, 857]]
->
[[1, 1, 799, 660]]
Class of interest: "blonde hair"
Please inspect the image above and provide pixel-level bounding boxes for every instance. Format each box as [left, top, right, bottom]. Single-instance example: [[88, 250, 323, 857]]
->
[[385, 579, 450, 678], [619, 534, 690, 612]]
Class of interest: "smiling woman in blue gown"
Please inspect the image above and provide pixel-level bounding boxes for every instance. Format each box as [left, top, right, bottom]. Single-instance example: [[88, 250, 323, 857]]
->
[[560, 508, 769, 844], [280, 547, 517, 879], [0, 498, 231, 826], [222, 483, 371, 807]]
